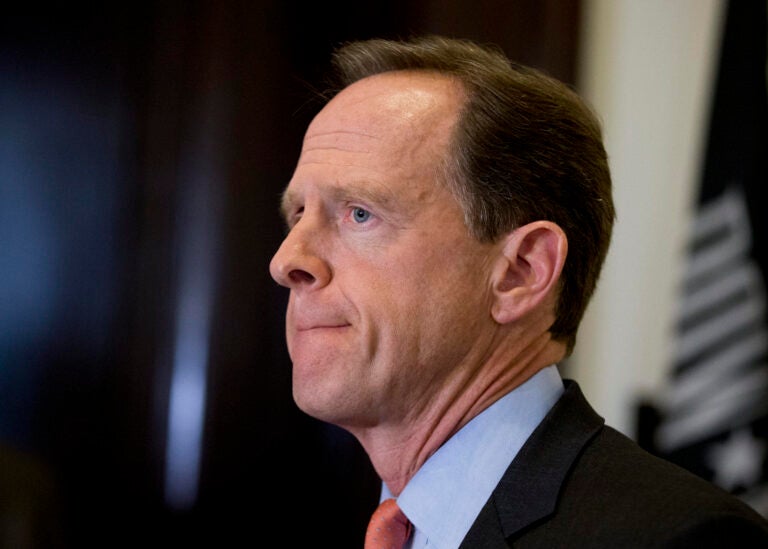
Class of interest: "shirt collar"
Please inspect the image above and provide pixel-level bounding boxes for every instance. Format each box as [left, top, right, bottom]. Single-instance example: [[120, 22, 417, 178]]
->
[[382, 365, 564, 549]]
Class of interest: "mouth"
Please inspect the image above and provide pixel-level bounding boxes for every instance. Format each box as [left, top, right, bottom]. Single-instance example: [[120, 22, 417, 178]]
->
[[296, 323, 351, 332]]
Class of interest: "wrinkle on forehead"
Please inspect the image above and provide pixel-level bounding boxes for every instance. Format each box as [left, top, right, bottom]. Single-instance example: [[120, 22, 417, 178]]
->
[[301, 129, 381, 155]]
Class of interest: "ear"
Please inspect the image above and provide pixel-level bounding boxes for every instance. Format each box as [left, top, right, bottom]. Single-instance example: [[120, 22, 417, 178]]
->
[[490, 221, 568, 325]]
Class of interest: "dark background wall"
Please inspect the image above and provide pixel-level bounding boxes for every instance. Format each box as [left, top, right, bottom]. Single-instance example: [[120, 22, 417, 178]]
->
[[0, 2, 580, 547]]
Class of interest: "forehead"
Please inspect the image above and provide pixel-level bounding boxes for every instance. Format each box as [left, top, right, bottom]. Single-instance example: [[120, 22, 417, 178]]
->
[[309, 70, 463, 145], [284, 71, 464, 203]]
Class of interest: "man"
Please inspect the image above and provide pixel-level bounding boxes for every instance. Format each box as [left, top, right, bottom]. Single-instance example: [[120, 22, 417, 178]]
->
[[269, 36, 768, 547]]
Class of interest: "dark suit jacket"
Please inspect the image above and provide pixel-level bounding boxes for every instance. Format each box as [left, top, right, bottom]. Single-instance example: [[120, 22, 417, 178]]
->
[[460, 380, 768, 548]]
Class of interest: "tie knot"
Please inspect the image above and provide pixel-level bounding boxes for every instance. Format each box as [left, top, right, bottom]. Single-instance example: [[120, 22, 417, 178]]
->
[[364, 498, 412, 549]]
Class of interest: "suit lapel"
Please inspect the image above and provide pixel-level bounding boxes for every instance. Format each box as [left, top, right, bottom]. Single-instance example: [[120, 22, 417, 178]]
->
[[460, 380, 604, 547]]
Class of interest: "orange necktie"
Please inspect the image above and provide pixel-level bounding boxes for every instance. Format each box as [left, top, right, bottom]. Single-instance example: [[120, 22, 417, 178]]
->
[[364, 498, 412, 549]]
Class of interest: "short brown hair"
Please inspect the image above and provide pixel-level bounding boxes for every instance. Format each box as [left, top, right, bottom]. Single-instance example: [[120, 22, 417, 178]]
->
[[324, 35, 615, 355]]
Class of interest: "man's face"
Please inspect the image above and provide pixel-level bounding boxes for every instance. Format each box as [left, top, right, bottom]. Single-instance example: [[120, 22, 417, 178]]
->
[[269, 71, 498, 430]]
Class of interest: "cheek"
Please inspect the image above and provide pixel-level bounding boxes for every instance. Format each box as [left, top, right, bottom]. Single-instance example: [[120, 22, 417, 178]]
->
[[340, 234, 492, 337], [382, 255, 486, 338], [410, 248, 491, 327]]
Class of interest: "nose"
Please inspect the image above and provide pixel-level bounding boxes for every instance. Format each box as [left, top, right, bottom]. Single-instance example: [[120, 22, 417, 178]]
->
[[269, 221, 332, 291]]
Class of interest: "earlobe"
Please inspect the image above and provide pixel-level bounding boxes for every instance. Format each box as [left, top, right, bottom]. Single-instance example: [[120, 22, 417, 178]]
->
[[490, 221, 568, 324]]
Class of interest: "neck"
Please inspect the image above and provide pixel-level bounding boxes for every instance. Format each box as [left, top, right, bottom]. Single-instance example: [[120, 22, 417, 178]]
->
[[350, 326, 566, 496]]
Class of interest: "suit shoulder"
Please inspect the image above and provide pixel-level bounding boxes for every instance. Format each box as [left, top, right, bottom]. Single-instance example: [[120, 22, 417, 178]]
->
[[585, 425, 755, 506], [481, 381, 768, 547], [552, 424, 768, 545]]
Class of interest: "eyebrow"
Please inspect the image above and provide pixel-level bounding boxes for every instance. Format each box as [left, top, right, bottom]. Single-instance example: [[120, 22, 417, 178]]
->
[[279, 181, 402, 224]]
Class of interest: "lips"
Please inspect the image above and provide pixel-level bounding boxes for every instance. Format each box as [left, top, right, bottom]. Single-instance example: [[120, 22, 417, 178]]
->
[[295, 322, 351, 332], [288, 298, 351, 333], [291, 311, 351, 332]]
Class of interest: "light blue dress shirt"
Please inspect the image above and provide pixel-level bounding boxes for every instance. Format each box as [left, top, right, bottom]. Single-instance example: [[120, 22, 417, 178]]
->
[[379, 365, 564, 549]]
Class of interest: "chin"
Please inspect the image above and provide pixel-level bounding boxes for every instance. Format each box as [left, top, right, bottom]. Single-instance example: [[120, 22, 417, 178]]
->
[[293, 381, 334, 418], [292, 383, 361, 429]]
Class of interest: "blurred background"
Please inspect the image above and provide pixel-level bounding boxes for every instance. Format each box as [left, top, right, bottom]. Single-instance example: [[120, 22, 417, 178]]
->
[[0, 0, 765, 547]]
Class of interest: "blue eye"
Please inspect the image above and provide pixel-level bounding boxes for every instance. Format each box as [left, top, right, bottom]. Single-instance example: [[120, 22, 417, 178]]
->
[[352, 207, 371, 223]]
